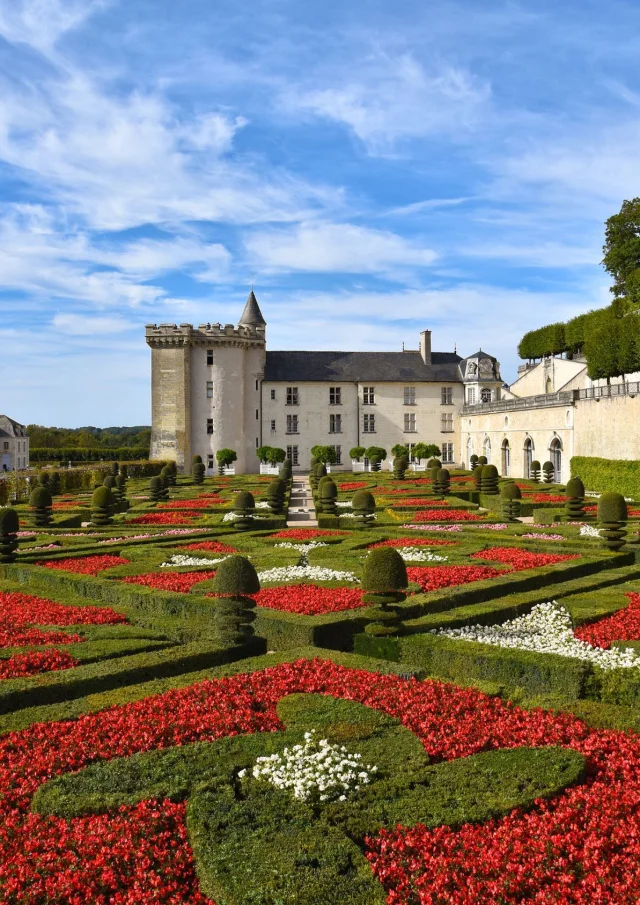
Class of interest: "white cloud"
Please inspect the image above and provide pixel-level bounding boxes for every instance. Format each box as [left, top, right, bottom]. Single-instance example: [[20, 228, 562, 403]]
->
[[0, 0, 106, 52], [52, 313, 136, 335], [245, 222, 437, 273], [289, 54, 490, 153]]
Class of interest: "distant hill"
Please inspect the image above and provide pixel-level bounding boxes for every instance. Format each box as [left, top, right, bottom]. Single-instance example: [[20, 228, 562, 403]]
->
[[27, 425, 151, 450]]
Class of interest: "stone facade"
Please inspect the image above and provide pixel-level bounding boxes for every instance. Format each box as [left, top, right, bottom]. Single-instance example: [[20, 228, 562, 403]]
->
[[0, 416, 29, 472]]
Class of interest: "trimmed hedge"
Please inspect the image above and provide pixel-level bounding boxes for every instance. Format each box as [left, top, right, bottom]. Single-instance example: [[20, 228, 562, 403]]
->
[[571, 455, 640, 500]]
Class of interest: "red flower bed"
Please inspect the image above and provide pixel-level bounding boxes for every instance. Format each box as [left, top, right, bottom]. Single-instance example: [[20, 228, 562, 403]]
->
[[3, 659, 640, 903], [0, 592, 128, 627], [407, 565, 504, 591], [129, 512, 201, 525], [391, 499, 450, 508], [269, 528, 348, 539], [575, 592, 640, 649], [252, 584, 364, 615], [36, 555, 130, 576], [52, 501, 86, 510], [412, 509, 484, 522], [0, 649, 78, 679], [522, 493, 566, 503], [182, 541, 237, 553], [369, 538, 457, 548], [158, 499, 227, 509], [122, 571, 217, 593], [338, 481, 369, 491], [470, 546, 580, 570], [0, 626, 81, 648]]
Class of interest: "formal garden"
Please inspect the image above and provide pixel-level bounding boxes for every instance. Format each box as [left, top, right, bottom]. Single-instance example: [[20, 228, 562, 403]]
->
[[2, 452, 640, 903]]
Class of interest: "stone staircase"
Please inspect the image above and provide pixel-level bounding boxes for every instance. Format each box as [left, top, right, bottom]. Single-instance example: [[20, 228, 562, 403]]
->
[[286, 475, 318, 527]]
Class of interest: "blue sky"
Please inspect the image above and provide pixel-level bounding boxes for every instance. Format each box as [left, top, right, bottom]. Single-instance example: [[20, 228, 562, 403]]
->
[[1, 0, 639, 426]]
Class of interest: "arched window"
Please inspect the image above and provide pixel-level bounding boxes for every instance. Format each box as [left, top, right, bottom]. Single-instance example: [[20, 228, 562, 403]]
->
[[523, 437, 534, 478], [481, 388, 492, 403], [546, 376, 553, 394], [483, 437, 491, 463], [501, 439, 510, 477], [549, 437, 562, 482], [467, 437, 473, 466]]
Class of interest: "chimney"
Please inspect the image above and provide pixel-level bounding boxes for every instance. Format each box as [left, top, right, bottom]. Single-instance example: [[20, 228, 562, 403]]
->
[[419, 329, 432, 366]]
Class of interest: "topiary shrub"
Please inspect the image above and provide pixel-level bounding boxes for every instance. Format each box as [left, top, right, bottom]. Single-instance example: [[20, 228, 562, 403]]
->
[[435, 468, 451, 496], [352, 489, 376, 525], [481, 464, 499, 495], [193, 455, 203, 464], [565, 476, 586, 521], [501, 482, 522, 521], [530, 460, 541, 482], [266, 479, 286, 514], [470, 454, 479, 470], [49, 472, 61, 496], [598, 492, 628, 551], [165, 461, 178, 486], [233, 490, 255, 530], [365, 446, 387, 472], [478, 456, 488, 466], [149, 476, 165, 504], [362, 547, 408, 637], [216, 448, 237, 476], [103, 474, 116, 490], [192, 460, 206, 485], [0, 508, 19, 563], [115, 474, 129, 512], [426, 458, 442, 470], [38, 472, 50, 487], [159, 466, 173, 496], [120, 464, 128, 482], [279, 459, 292, 482], [429, 465, 440, 491], [319, 479, 338, 515], [111, 462, 119, 477], [91, 486, 113, 526], [211, 555, 259, 645], [350, 446, 365, 462], [29, 486, 53, 528], [310, 456, 319, 470], [543, 461, 555, 484], [393, 456, 409, 480], [472, 464, 483, 490]]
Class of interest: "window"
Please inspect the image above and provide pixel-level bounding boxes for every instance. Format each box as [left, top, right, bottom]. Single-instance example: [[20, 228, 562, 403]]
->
[[363, 386, 375, 405], [270, 389, 276, 400], [481, 388, 492, 403], [255, 380, 259, 391], [363, 413, 375, 433], [206, 381, 213, 398], [207, 455, 214, 469], [441, 413, 454, 432], [404, 413, 417, 432], [286, 386, 299, 405], [467, 387, 476, 405], [270, 419, 276, 432], [206, 419, 213, 434], [286, 414, 299, 434], [442, 443, 454, 464], [441, 386, 453, 405], [256, 437, 259, 447], [403, 386, 416, 405], [286, 445, 299, 465], [329, 413, 342, 433], [206, 349, 213, 365], [330, 444, 342, 465], [329, 386, 342, 405], [255, 409, 259, 420], [2, 442, 8, 450]]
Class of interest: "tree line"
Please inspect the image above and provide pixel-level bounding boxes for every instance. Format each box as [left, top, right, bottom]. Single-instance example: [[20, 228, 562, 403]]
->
[[27, 425, 151, 449]]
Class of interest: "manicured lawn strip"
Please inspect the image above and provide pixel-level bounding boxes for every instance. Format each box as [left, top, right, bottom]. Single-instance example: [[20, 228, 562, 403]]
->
[[0, 638, 175, 663]]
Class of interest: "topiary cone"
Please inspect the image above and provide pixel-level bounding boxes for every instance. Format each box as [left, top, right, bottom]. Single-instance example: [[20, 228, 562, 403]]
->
[[472, 465, 483, 490], [319, 479, 338, 515], [91, 486, 114, 526], [149, 476, 164, 503], [0, 508, 19, 563], [352, 489, 376, 525], [435, 468, 450, 496], [362, 548, 408, 637], [598, 492, 628, 551], [266, 479, 286, 513], [29, 486, 53, 528], [500, 481, 522, 521], [565, 476, 586, 521], [192, 461, 206, 485], [542, 461, 555, 484], [530, 460, 541, 483], [393, 456, 409, 480], [480, 464, 499, 495], [211, 555, 259, 645], [233, 491, 255, 530]]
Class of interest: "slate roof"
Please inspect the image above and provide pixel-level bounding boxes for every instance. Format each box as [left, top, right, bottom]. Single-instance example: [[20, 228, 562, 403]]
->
[[0, 416, 27, 438], [239, 291, 266, 327], [463, 349, 498, 362], [264, 350, 463, 382]]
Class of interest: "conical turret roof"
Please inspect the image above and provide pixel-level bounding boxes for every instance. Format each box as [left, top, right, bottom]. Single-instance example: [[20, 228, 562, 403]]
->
[[239, 290, 266, 327]]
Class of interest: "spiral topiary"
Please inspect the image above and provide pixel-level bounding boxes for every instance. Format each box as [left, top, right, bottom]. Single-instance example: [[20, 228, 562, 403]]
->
[[165, 461, 178, 486], [29, 486, 53, 528], [352, 489, 376, 524], [429, 465, 440, 492], [481, 464, 499, 495], [49, 472, 61, 496], [478, 456, 488, 466], [542, 461, 555, 484], [192, 457, 206, 485], [149, 476, 164, 504], [500, 481, 522, 521], [470, 454, 479, 470], [319, 478, 338, 515], [0, 508, 19, 563], [472, 464, 483, 490], [362, 547, 408, 637], [160, 465, 172, 491], [91, 486, 114, 526], [279, 459, 292, 482], [38, 472, 50, 487], [435, 467, 450, 496], [597, 492, 628, 551], [529, 460, 541, 482], [103, 474, 116, 490], [111, 462, 119, 477], [211, 555, 259, 645], [565, 476, 586, 521], [120, 464, 128, 482], [114, 474, 129, 512], [233, 490, 255, 530], [193, 454, 203, 464], [393, 456, 409, 480], [266, 478, 286, 513]]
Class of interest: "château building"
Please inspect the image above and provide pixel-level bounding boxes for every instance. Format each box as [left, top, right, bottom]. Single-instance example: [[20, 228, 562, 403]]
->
[[0, 416, 30, 472], [147, 292, 640, 481]]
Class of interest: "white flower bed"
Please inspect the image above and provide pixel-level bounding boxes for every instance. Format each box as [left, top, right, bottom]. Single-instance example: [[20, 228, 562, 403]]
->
[[397, 548, 448, 563], [336, 501, 352, 508], [98, 528, 208, 544], [257, 565, 358, 583], [433, 602, 640, 671], [242, 730, 376, 802], [160, 554, 228, 568], [223, 511, 257, 522], [402, 524, 462, 533], [579, 524, 601, 538], [521, 533, 564, 540], [339, 512, 377, 520], [274, 542, 329, 553]]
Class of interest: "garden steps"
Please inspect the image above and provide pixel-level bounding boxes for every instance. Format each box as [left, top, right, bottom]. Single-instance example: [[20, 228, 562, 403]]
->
[[286, 477, 318, 527]]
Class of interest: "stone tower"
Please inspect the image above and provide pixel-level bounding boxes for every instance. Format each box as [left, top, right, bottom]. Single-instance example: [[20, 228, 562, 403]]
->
[[146, 293, 267, 472]]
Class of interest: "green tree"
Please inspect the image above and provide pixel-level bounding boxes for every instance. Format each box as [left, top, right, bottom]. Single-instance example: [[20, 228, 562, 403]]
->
[[603, 197, 640, 307]]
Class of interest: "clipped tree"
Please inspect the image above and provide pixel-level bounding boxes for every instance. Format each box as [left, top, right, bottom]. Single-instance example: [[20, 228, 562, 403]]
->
[[565, 476, 586, 521], [501, 482, 522, 521], [211, 555, 259, 645], [478, 456, 488, 466], [91, 486, 114, 526], [530, 460, 541, 483], [115, 474, 129, 512], [598, 492, 628, 551], [216, 449, 237, 475], [412, 442, 441, 464], [435, 467, 451, 496], [279, 458, 292, 482], [481, 464, 499, 495], [38, 472, 50, 488], [165, 461, 178, 486], [120, 464, 128, 482], [29, 486, 53, 528], [265, 479, 286, 514], [0, 508, 19, 563], [311, 445, 337, 466], [362, 548, 408, 637], [149, 476, 165, 503], [352, 489, 376, 524], [233, 490, 255, 530], [391, 444, 409, 460], [49, 472, 61, 496], [472, 464, 483, 490], [319, 478, 338, 515], [256, 445, 273, 464], [393, 456, 409, 480], [603, 197, 640, 307], [365, 446, 387, 472], [266, 447, 286, 467], [426, 458, 442, 470], [192, 458, 206, 485], [110, 462, 119, 477], [350, 446, 366, 462], [160, 465, 173, 493], [542, 461, 555, 484], [470, 454, 479, 471]]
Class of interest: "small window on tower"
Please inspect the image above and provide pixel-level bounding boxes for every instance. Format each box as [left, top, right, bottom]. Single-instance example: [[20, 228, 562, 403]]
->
[[270, 389, 276, 400], [206, 381, 213, 398], [207, 455, 214, 469], [206, 419, 213, 434], [206, 350, 213, 365]]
